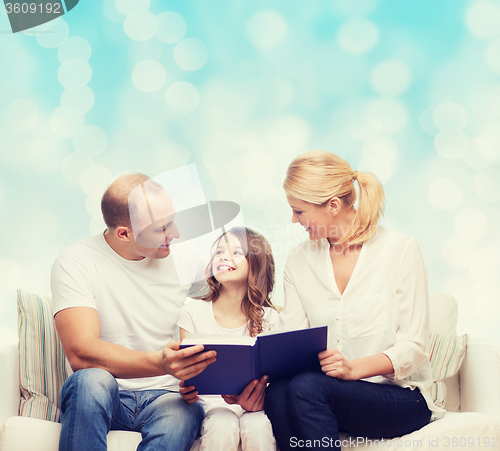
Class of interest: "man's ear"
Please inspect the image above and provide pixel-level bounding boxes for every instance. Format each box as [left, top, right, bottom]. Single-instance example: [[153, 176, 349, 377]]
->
[[115, 226, 132, 242], [328, 197, 341, 216]]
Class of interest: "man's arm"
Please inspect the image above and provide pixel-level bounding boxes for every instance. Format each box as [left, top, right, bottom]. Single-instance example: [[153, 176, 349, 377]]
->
[[55, 307, 216, 380]]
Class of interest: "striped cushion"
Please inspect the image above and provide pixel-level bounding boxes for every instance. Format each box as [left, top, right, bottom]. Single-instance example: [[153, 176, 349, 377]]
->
[[17, 289, 69, 422], [428, 332, 469, 408]]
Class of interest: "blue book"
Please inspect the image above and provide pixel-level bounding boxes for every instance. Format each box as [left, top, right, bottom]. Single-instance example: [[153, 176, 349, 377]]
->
[[180, 326, 328, 395]]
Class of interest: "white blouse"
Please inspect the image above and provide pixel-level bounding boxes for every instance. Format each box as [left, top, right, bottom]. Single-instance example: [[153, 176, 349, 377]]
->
[[281, 226, 444, 419]]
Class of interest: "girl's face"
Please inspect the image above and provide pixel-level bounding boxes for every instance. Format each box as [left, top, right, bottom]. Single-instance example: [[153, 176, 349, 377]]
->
[[212, 233, 249, 285]]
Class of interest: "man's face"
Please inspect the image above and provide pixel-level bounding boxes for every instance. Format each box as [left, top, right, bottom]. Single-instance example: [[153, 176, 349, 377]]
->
[[130, 188, 180, 259]]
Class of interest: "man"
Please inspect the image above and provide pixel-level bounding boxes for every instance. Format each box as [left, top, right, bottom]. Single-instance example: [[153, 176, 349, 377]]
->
[[52, 172, 216, 451]]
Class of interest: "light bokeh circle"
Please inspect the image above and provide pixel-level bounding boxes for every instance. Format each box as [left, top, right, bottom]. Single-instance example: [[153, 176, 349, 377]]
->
[[442, 236, 477, 269], [362, 135, 397, 164], [347, 113, 382, 141], [103, 0, 125, 23], [124, 10, 158, 42], [243, 180, 278, 210], [79, 165, 113, 196], [267, 116, 310, 154], [242, 153, 277, 182], [338, 18, 379, 54], [50, 106, 85, 138], [58, 37, 92, 63], [86, 190, 104, 217], [454, 208, 488, 240], [36, 18, 69, 48], [90, 216, 108, 236], [432, 102, 468, 130], [474, 168, 500, 201], [155, 12, 186, 44], [366, 98, 408, 134], [174, 38, 208, 71], [132, 60, 166, 92], [61, 153, 95, 185], [331, 0, 379, 16], [58, 58, 92, 89], [419, 106, 440, 135], [463, 137, 496, 169], [60, 86, 95, 114], [469, 247, 500, 279], [165, 81, 200, 114], [370, 60, 411, 96], [128, 40, 162, 63], [358, 158, 392, 184], [434, 128, 468, 159], [428, 178, 462, 210], [465, 1, 500, 39], [246, 10, 288, 49], [5, 98, 38, 132], [485, 39, 500, 74], [73, 125, 108, 157], [115, 0, 150, 16]]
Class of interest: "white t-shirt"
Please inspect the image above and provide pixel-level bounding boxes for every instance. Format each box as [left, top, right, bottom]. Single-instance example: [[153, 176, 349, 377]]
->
[[178, 299, 280, 413], [51, 233, 206, 392], [282, 226, 445, 419]]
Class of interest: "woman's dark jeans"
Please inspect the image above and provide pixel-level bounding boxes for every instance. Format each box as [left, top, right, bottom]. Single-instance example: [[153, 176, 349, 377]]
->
[[265, 372, 432, 451]]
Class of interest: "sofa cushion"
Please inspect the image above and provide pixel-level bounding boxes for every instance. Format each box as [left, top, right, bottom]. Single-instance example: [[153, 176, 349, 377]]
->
[[17, 289, 69, 422], [428, 333, 468, 409], [339, 412, 500, 450]]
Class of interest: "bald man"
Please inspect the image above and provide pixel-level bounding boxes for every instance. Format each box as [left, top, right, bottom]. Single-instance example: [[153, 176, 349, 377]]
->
[[51, 173, 215, 451]]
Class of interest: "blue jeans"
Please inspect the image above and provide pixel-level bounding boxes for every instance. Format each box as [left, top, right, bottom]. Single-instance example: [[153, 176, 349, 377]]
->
[[265, 372, 432, 451], [59, 368, 204, 451]]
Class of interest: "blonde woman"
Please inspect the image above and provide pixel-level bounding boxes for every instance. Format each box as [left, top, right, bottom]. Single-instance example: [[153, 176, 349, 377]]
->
[[264, 151, 444, 451]]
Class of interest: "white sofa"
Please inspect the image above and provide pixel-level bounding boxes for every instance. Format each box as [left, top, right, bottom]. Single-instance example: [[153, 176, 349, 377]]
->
[[0, 293, 499, 451]]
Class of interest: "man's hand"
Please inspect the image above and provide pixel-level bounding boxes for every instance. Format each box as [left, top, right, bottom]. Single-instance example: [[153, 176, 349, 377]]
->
[[222, 375, 268, 412], [318, 348, 356, 380], [161, 341, 216, 380], [179, 380, 199, 404]]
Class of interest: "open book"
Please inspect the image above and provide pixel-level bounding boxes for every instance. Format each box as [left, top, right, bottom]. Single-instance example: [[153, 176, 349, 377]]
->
[[180, 326, 328, 395]]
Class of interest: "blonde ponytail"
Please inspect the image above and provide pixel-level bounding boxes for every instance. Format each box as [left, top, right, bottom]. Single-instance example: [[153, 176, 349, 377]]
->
[[284, 150, 385, 245]]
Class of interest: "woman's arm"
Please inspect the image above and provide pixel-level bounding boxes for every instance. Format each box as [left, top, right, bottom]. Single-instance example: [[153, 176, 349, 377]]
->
[[319, 349, 393, 380], [281, 259, 310, 330], [381, 238, 430, 380]]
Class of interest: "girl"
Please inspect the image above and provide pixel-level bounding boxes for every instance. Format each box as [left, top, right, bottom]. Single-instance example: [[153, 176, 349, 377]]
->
[[177, 226, 279, 451], [265, 150, 445, 451]]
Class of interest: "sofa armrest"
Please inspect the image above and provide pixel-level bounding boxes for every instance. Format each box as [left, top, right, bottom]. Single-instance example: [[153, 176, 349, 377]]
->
[[0, 345, 20, 429], [460, 338, 500, 422]]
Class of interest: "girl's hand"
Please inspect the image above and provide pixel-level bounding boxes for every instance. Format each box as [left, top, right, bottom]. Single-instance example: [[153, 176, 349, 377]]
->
[[318, 348, 356, 380], [179, 380, 199, 404], [222, 375, 268, 411]]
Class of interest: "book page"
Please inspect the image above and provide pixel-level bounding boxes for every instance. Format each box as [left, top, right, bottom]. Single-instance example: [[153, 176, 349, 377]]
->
[[182, 334, 256, 346]]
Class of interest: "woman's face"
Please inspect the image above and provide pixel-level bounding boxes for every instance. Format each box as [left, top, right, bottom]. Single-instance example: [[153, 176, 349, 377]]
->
[[212, 233, 249, 285], [286, 195, 337, 241]]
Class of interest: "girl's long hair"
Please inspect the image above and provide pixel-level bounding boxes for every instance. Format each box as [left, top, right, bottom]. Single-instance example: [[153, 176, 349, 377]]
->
[[201, 227, 277, 337], [284, 150, 385, 245]]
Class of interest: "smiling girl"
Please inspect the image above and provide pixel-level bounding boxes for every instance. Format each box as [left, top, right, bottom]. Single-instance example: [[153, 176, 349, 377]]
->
[[177, 227, 279, 451]]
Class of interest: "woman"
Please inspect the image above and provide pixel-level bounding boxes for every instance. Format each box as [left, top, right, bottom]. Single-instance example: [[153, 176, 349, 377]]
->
[[265, 151, 444, 451]]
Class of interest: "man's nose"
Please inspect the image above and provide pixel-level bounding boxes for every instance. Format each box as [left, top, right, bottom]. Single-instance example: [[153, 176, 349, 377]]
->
[[168, 223, 181, 240]]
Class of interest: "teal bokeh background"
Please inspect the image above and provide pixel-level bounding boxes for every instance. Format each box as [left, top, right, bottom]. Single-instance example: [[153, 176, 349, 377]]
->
[[1, 0, 499, 344]]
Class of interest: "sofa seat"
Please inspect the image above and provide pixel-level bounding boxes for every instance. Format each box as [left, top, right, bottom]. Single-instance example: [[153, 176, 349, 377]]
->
[[1, 411, 499, 451]]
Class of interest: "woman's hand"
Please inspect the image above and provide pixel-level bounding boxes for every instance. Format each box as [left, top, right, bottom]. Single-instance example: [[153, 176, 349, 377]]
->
[[179, 380, 199, 404], [318, 348, 357, 380], [222, 375, 268, 411]]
